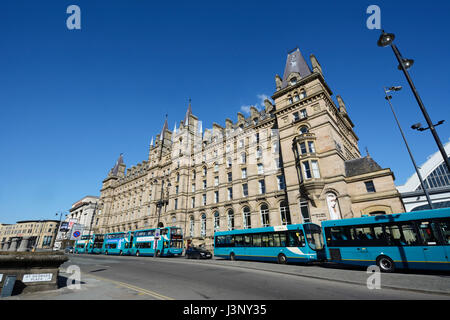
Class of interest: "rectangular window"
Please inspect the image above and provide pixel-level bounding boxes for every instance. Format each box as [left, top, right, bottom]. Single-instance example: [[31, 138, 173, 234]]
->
[[302, 161, 312, 179], [192, 184, 196, 192], [214, 191, 219, 203], [253, 234, 261, 247], [259, 180, 265, 194], [242, 184, 248, 197], [174, 198, 178, 210], [293, 112, 299, 121], [203, 180, 207, 189], [191, 197, 195, 208], [300, 109, 307, 119], [311, 160, 320, 178], [214, 176, 219, 186], [257, 163, 264, 174], [242, 168, 247, 179], [228, 172, 232, 182], [300, 142, 307, 154], [202, 194, 206, 206], [308, 141, 315, 153], [227, 188, 233, 200], [364, 181, 376, 193], [277, 175, 286, 190]]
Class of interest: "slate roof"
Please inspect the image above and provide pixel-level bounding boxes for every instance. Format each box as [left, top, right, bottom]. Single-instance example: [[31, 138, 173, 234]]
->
[[281, 48, 312, 89], [345, 156, 383, 177]]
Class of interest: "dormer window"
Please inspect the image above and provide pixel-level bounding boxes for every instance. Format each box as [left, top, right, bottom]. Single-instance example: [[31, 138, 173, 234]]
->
[[290, 77, 297, 85]]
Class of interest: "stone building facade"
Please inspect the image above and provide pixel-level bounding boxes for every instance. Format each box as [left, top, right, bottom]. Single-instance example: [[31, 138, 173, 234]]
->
[[94, 48, 404, 249], [0, 220, 60, 251]]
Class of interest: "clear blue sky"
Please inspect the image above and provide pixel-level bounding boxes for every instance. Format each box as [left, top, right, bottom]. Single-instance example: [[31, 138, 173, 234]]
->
[[1, 0, 449, 223]]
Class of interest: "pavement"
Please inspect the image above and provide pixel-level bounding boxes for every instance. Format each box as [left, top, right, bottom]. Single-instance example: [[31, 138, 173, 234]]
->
[[2, 255, 450, 299]]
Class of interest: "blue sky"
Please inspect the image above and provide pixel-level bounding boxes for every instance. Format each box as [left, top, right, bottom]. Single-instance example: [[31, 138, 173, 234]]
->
[[1, 0, 449, 223]]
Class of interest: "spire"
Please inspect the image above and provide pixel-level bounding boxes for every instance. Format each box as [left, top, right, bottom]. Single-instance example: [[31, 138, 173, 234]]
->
[[111, 153, 124, 176], [160, 114, 168, 141], [282, 48, 312, 89], [173, 123, 177, 134], [150, 136, 154, 147], [184, 98, 192, 126]]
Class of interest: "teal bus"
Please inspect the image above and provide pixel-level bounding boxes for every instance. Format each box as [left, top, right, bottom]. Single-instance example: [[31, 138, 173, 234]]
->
[[131, 227, 183, 257], [86, 233, 105, 254], [214, 223, 324, 264], [321, 208, 450, 272], [102, 232, 131, 255], [74, 235, 91, 254]]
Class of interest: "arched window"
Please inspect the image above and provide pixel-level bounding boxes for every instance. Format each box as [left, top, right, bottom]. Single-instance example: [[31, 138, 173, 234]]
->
[[243, 206, 251, 229], [189, 216, 195, 237], [299, 126, 309, 134], [227, 210, 234, 231], [214, 211, 220, 231], [299, 89, 306, 99], [280, 200, 291, 225], [201, 213, 206, 237], [260, 204, 270, 227]]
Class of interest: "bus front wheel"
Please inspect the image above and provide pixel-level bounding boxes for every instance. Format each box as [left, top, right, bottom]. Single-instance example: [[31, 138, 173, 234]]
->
[[277, 253, 287, 265], [376, 255, 395, 273]]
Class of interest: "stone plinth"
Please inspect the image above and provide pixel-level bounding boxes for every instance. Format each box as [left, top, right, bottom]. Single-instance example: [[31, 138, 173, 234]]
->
[[0, 251, 68, 295]]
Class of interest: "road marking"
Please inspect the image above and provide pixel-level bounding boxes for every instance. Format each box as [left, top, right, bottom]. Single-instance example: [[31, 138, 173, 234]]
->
[[83, 272, 174, 300]]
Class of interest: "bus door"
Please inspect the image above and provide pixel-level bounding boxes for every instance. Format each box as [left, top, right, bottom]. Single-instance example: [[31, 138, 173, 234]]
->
[[418, 221, 448, 265], [437, 219, 450, 262]]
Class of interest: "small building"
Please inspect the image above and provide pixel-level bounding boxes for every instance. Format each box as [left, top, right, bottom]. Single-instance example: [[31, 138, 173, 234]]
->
[[0, 220, 60, 251]]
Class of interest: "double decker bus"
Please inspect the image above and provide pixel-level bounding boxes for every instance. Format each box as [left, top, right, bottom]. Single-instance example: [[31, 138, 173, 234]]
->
[[86, 234, 105, 254], [131, 227, 183, 257], [102, 232, 131, 255], [214, 223, 324, 264], [74, 235, 91, 254], [321, 208, 450, 272]]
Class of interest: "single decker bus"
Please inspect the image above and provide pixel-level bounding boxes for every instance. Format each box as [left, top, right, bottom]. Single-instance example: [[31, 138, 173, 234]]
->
[[214, 223, 324, 264], [321, 207, 450, 272]]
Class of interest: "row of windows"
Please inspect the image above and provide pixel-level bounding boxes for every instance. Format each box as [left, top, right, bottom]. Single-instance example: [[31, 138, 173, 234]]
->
[[325, 218, 450, 247], [215, 230, 305, 248], [189, 201, 298, 237]]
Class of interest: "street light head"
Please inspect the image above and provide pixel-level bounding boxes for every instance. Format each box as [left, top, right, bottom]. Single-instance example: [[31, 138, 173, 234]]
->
[[377, 31, 395, 47], [398, 58, 414, 70], [389, 86, 402, 91], [411, 123, 422, 130]]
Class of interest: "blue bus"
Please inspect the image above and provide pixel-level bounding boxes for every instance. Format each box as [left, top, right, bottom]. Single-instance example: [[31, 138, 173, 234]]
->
[[214, 223, 324, 264], [86, 233, 105, 254], [131, 227, 183, 257], [74, 235, 91, 254], [321, 208, 450, 272], [102, 232, 131, 255]]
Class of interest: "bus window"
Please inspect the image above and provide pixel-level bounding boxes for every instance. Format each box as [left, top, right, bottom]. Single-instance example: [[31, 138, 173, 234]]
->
[[267, 233, 274, 247], [261, 234, 269, 247], [304, 224, 323, 250], [400, 223, 420, 246], [279, 233, 287, 247], [253, 234, 261, 247], [418, 221, 441, 245], [438, 219, 450, 244], [273, 233, 281, 247], [326, 226, 351, 246], [287, 231, 304, 247], [235, 235, 244, 247], [384, 225, 404, 246], [244, 235, 252, 247]]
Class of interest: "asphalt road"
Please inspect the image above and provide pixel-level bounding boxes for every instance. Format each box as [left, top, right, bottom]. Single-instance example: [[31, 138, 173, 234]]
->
[[60, 254, 450, 300]]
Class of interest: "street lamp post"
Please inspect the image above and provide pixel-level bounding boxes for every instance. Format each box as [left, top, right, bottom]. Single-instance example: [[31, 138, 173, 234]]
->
[[377, 30, 450, 173], [383, 86, 433, 209]]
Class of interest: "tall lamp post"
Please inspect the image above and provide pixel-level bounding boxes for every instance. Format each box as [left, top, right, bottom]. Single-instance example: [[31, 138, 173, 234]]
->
[[377, 30, 450, 173], [383, 86, 433, 209]]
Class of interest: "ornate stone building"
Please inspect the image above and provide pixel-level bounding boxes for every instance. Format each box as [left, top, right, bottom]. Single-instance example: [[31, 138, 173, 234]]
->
[[94, 48, 404, 249]]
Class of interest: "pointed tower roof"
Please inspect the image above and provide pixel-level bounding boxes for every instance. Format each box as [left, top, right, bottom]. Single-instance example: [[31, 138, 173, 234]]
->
[[282, 48, 312, 89], [160, 115, 168, 141], [111, 153, 124, 176], [184, 98, 192, 126]]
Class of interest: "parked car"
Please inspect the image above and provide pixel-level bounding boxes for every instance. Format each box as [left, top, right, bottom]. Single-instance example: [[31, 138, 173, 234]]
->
[[64, 246, 74, 253], [185, 246, 212, 259]]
